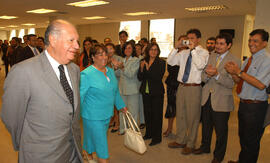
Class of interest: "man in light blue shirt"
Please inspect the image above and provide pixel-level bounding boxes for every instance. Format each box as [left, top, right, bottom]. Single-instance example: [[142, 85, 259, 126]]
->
[[225, 29, 270, 163]]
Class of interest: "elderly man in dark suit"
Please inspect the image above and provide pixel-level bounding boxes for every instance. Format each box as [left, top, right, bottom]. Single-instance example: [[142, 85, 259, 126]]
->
[[1, 19, 83, 163], [193, 33, 241, 163]]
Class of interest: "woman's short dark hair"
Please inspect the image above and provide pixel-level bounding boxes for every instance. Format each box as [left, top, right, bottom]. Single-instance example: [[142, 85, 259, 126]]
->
[[144, 43, 161, 62], [122, 41, 136, 57], [105, 43, 116, 50], [90, 44, 107, 61]]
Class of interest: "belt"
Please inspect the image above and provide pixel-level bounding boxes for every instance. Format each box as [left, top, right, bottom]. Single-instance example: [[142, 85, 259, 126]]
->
[[179, 82, 201, 87], [240, 99, 266, 104]]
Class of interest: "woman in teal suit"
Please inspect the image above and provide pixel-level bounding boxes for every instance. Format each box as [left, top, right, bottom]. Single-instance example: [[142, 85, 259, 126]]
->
[[80, 44, 127, 163]]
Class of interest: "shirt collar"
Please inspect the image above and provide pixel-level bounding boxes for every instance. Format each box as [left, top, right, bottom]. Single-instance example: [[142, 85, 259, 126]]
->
[[217, 51, 229, 59], [45, 50, 61, 67], [252, 48, 266, 58]]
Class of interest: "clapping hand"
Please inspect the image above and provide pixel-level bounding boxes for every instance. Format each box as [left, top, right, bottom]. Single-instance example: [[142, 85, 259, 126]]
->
[[205, 64, 218, 77], [225, 61, 240, 75]]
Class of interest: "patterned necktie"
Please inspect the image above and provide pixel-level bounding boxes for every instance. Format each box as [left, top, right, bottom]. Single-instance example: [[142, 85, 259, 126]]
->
[[33, 48, 38, 56], [58, 65, 74, 111], [182, 51, 192, 83], [236, 56, 253, 94]]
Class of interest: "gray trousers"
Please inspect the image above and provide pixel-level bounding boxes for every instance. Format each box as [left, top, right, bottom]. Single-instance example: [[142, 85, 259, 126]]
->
[[176, 84, 202, 148], [119, 94, 140, 134]]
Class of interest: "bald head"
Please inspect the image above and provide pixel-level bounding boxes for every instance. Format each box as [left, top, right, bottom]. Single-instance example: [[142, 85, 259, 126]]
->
[[44, 19, 75, 46]]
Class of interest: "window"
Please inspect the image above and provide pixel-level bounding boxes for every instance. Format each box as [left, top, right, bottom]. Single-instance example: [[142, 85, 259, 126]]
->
[[18, 29, 25, 42], [120, 21, 141, 43], [9, 29, 16, 41], [149, 19, 175, 57], [28, 28, 35, 34]]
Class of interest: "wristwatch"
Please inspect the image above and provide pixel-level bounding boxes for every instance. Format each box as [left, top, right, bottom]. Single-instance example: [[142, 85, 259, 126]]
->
[[237, 70, 244, 78]]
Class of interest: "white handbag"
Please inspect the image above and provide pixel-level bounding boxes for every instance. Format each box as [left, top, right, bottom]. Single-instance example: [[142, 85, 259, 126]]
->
[[123, 111, 147, 154]]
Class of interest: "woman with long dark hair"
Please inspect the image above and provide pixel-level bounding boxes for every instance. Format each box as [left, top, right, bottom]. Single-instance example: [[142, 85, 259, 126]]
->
[[137, 43, 165, 146], [79, 39, 92, 71]]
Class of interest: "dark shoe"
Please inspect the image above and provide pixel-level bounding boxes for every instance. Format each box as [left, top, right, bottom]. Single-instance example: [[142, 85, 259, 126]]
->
[[181, 147, 194, 155], [211, 158, 221, 163], [149, 141, 161, 146], [139, 124, 145, 129], [228, 161, 239, 163], [110, 128, 119, 133], [168, 142, 186, 148], [143, 135, 151, 140], [193, 147, 210, 155]]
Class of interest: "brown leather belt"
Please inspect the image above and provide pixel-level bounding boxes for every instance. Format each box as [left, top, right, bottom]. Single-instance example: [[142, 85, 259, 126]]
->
[[179, 82, 201, 87], [240, 99, 266, 104]]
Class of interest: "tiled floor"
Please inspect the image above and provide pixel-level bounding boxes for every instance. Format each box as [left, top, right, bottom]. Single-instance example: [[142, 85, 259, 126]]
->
[[0, 64, 270, 163]]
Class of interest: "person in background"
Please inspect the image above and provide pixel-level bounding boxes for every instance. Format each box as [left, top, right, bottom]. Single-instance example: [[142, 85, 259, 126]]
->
[[138, 43, 166, 146], [163, 35, 188, 137], [117, 41, 140, 135], [167, 29, 209, 155], [193, 33, 241, 163], [206, 37, 216, 54], [225, 29, 270, 163], [105, 43, 123, 133], [37, 37, 45, 53], [79, 38, 92, 71], [115, 31, 128, 57], [140, 37, 149, 56], [104, 37, 112, 45], [150, 37, 157, 44], [12, 37, 24, 66], [1, 40, 9, 76], [21, 35, 28, 47], [135, 43, 145, 129], [80, 44, 127, 163], [7, 37, 18, 67]]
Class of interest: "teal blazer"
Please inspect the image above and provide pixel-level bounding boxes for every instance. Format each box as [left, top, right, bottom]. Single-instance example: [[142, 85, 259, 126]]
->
[[80, 65, 126, 120], [116, 56, 140, 95]]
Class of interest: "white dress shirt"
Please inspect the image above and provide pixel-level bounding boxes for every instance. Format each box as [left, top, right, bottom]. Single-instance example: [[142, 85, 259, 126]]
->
[[167, 45, 209, 84], [45, 50, 73, 89]]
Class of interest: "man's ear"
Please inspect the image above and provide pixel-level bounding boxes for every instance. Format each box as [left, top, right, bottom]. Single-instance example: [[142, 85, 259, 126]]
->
[[49, 35, 57, 48]]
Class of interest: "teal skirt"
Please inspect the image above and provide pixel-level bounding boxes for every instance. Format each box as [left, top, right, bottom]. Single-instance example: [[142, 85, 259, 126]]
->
[[82, 118, 110, 159]]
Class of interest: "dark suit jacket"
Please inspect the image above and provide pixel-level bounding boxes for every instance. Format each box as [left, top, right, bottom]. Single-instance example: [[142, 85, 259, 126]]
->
[[12, 46, 24, 66], [19, 46, 36, 63], [115, 44, 125, 57], [137, 57, 165, 96]]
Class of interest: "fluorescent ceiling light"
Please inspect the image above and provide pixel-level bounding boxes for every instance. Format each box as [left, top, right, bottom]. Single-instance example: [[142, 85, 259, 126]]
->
[[67, 0, 109, 7], [124, 12, 157, 16], [185, 5, 227, 12], [0, 27, 6, 29], [7, 25, 18, 28], [22, 23, 36, 26], [0, 15, 18, 19], [26, 8, 57, 14], [82, 16, 106, 20]]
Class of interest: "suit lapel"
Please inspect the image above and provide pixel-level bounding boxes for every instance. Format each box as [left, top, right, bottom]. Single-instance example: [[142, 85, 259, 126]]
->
[[217, 52, 230, 71], [66, 64, 79, 110], [39, 53, 69, 103]]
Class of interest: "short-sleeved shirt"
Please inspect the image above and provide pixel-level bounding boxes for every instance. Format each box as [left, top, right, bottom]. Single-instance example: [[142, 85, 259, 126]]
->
[[239, 49, 270, 101]]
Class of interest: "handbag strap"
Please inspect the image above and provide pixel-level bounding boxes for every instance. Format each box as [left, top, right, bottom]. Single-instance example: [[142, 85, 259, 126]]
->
[[126, 111, 140, 132]]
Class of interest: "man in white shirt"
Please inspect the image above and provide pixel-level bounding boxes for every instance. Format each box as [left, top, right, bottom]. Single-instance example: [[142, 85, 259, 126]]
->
[[167, 29, 209, 155]]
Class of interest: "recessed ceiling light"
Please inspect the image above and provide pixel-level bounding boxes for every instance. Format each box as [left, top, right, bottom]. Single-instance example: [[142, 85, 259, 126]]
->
[[185, 5, 227, 12], [124, 12, 157, 16], [26, 8, 57, 14], [0, 15, 18, 19], [82, 16, 106, 20], [22, 23, 36, 26], [7, 25, 18, 28], [67, 0, 109, 7]]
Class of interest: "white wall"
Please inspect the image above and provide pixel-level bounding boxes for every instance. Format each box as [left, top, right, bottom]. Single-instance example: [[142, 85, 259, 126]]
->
[[77, 22, 120, 45], [175, 15, 246, 59], [254, 0, 270, 50], [0, 30, 8, 40]]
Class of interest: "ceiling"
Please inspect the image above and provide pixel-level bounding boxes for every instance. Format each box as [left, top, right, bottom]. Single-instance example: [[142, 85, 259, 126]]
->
[[0, 0, 256, 30]]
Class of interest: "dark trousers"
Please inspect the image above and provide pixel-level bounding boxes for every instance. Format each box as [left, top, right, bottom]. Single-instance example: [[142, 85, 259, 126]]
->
[[142, 94, 164, 143], [200, 95, 230, 161], [238, 101, 267, 163], [3, 58, 9, 77]]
